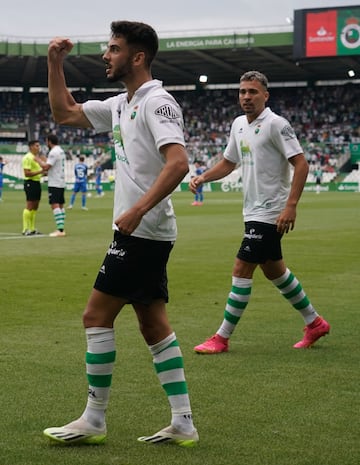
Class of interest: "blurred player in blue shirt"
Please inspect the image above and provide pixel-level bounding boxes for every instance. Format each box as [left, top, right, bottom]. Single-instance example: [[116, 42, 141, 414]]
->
[[68, 155, 89, 210], [191, 161, 206, 206], [94, 161, 104, 197]]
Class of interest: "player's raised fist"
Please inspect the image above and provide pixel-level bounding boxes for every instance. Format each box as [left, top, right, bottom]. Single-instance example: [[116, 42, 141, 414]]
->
[[48, 38, 73, 60]]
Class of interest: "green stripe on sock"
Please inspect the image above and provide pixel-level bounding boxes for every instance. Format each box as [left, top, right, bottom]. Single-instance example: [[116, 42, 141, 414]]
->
[[87, 373, 112, 387], [276, 273, 294, 289], [231, 285, 251, 295], [154, 356, 184, 374], [293, 295, 311, 310], [162, 381, 188, 396], [157, 339, 179, 354], [224, 310, 241, 325], [227, 297, 247, 309], [282, 282, 302, 299], [86, 351, 116, 364]]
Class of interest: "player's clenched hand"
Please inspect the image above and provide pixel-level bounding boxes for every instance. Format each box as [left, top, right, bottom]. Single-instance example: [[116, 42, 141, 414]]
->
[[48, 38, 73, 62], [189, 175, 204, 194], [114, 208, 143, 236]]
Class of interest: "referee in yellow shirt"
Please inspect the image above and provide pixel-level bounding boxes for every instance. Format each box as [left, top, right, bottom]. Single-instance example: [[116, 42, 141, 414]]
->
[[22, 140, 46, 235]]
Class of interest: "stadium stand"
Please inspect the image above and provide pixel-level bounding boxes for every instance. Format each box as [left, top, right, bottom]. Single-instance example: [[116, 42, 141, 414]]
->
[[343, 169, 360, 183], [0, 83, 359, 184]]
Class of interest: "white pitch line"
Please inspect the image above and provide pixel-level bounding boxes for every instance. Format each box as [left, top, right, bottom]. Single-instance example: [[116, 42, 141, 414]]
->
[[0, 234, 48, 240]]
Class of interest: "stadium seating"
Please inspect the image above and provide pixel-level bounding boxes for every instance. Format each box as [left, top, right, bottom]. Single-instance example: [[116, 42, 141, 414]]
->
[[342, 169, 360, 183], [0, 84, 359, 184]]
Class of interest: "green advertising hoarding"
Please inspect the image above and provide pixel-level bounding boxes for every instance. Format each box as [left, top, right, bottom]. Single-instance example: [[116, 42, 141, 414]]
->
[[337, 8, 360, 56], [350, 143, 360, 163]]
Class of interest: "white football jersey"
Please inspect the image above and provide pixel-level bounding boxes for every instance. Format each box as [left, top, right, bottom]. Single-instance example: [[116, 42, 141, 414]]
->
[[83, 80, 185, 241], [47, 145, 66, 188], [224, 107, 303, 224]]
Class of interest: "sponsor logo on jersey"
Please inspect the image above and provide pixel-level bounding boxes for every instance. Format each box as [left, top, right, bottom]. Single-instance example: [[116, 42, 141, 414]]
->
[[113, 124, 129, 165], [155, 104, 180, 119], [280, 124, 296, 140]]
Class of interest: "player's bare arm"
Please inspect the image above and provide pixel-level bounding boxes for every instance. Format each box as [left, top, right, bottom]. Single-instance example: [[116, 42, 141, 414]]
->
[[276, 153, 309, 234], [48, 37, 92, 128], [189, 157, 236, 194], [114, 143, 189, 235]]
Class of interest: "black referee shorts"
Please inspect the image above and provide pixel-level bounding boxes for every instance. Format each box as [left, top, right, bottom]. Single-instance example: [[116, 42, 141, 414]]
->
[[24, 179, 42, 201]]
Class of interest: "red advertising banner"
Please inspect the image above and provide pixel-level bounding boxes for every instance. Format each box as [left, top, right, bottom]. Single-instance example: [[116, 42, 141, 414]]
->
[[305, 10, 337, 57]]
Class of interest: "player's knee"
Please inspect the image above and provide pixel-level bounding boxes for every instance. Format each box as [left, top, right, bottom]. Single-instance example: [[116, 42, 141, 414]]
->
[[82, 307, 105, 328]]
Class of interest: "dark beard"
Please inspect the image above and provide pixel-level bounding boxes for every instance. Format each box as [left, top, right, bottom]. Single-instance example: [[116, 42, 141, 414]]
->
[[106, 74, 122, 83], [105, 61, 132, 83]]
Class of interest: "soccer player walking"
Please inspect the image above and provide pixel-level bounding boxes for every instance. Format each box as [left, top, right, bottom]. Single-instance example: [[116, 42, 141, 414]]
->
[[191, 71, 330, 354], [43, 21, 198, 447], [42, 134, 67, 237]]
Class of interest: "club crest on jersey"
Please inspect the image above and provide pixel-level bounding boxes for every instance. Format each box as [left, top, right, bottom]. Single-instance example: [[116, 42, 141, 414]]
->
[[155, 104, 180, 119], [281, 125, 296, 140], [131, 106, 138, 120], [255, 124, 261, 134]]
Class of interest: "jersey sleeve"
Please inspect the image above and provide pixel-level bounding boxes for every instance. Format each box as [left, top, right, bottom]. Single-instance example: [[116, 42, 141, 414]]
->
[[224, 118, 241, 164], [144, 93, 185, 150], [83, 97, 116, 133], [270, 117, 303, 160], [22, 156, 32, 170]]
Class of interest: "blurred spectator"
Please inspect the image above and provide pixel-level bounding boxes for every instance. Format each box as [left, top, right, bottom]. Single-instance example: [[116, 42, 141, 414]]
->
[[0, 84, 359, 177]]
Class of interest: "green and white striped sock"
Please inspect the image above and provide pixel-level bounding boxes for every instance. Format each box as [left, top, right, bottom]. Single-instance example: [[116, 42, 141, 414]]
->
[[272, 268, 318, 324], [217, 277, 252, 339], [149, 332, 194, 432], [53, 207, 65, 230], [82, 327, 116, 428]]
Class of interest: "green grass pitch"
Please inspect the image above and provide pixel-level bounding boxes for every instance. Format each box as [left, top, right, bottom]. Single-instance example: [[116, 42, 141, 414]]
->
[[1, 190, 359, 465]]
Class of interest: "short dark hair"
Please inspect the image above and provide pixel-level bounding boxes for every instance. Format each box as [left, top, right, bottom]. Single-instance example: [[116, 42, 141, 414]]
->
[[28, 139, 40, 147], [110, 20, 158, 67], [240, 71, 268, 90], [47, 134, 59, 145]]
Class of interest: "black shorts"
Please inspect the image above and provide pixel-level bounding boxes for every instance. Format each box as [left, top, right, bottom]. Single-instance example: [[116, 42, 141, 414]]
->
[[237, 221, 283, 264], [94, 231, 174, 305], [24, 180, 42, 201], [48, 187, 65, 205]]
